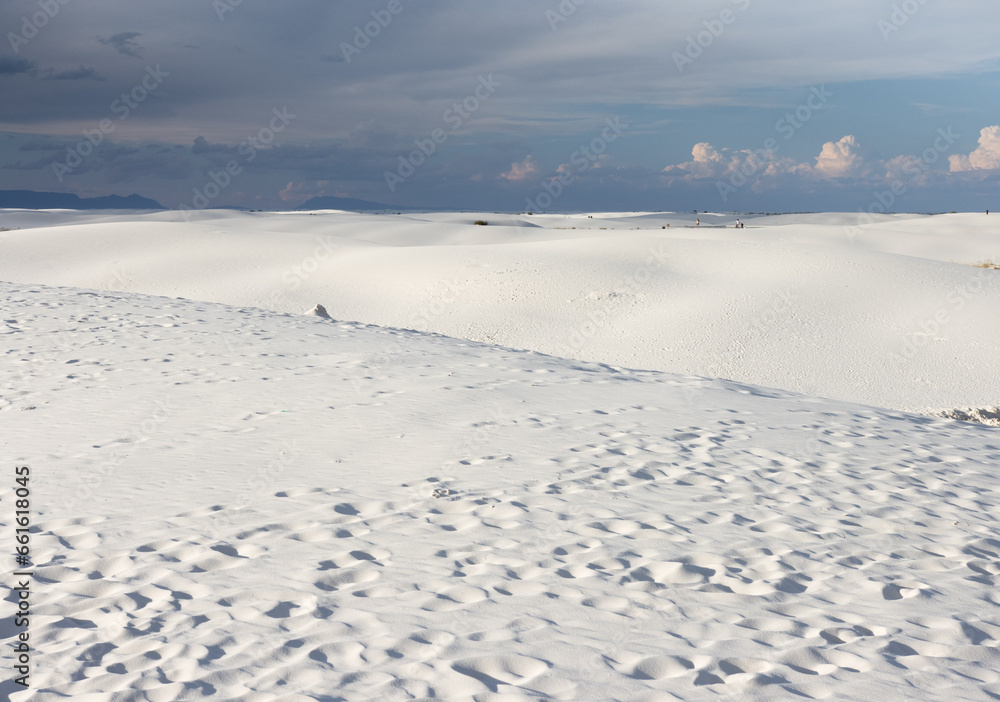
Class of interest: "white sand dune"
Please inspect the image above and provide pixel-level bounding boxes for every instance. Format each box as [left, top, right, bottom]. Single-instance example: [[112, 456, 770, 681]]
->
[[4, 280, 1000, 701], [1, 209, 998, 412]]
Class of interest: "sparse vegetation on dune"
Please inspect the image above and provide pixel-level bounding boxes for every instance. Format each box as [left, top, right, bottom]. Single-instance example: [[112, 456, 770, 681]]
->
[[933, 406, 1000, 427]]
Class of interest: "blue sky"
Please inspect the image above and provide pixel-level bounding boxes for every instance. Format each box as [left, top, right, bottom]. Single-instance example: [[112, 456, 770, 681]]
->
[[1, 0, 999, 212]]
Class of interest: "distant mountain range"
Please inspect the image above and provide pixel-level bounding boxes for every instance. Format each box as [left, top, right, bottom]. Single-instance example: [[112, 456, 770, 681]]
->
[[0, 190, 163, 210], [0, 189, 415, 213]]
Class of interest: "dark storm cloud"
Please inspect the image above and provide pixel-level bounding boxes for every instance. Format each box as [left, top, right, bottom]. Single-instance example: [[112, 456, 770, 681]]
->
[[0, 0, 997, 210], [4, 141, 141, 176], [0, 54, 36, 75], [44, 65, 104, 81], [18, 141, 63, 152], [101, 150, 196, 184], [4, 156, 55, 171], [98, 31, 143, 58], [192, 136, 237, 155], [4, 0, 996, 139]]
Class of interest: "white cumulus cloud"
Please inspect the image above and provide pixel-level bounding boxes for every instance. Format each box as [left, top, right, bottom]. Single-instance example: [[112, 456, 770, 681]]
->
[[662, 142, 783, 181], [662, 136, 870, 186], [813, 135, 867, 178], [499, 156, 539, 182], [949, 126, 1000, 172]]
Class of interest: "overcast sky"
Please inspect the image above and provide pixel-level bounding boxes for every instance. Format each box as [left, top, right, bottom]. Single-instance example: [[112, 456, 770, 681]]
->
[[2, 0, 999, 211]]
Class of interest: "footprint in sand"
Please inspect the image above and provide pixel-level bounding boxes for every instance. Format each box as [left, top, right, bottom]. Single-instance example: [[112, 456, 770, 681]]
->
[[625, 655, 696, 680], [314, 565, 381, 592], [782, 647, 873, 676], [493, 580, 548, 597], [274, 487, 340, 498], [48, 526, 102, 550], [450, 655, 550, 691], [421, 584, 490, 612], [881, 580, 929, 600], [585, 519, 647, 536], [738, 616, 805, 634], [628, 561, 717, 586], [386, 630, 456, 661], [819, 625, 887, 644]]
